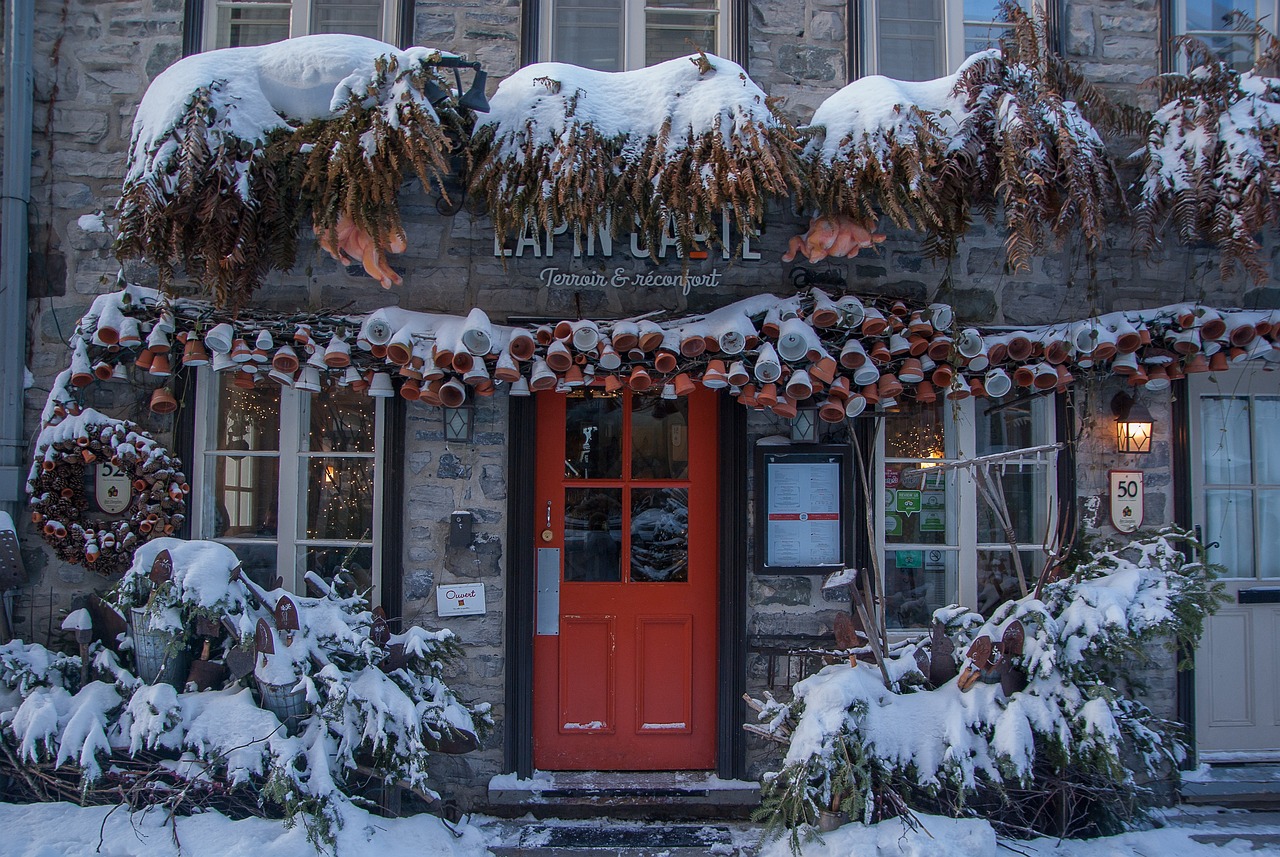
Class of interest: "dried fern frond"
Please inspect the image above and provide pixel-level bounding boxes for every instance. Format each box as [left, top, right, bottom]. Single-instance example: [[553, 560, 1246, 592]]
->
[[469, 55, 801, 260], [803, 2, 1128, 271], [116, 37, 468, 308], [1137, 13, 1280, 283]]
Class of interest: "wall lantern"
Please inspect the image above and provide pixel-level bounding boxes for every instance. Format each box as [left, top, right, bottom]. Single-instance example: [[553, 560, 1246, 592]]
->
[[1111, 393, 1153, 454], [790, 407, 818, 443], [444, 404, 474, 443]]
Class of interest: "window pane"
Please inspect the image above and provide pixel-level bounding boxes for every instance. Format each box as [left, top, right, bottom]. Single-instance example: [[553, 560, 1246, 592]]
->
[[878, 0, 943, 80], [305, 458, 375, 541], [1206, 489, 1254, 577], [646, 10, 718, 65], [311, 0, 382, 38], [885, 548, 955, 628], [554, 0, 624, 71], [976, 548, 1043, 617], [886, 400, 947, 459], [309, 385, 376, 452], [885, 463, 950, 545], [301, 545, 374, 597], [1259, 490, 1280, 578], [210, 455, 280, 538], [565, 394, 624, 479], [564, 488, 622, 581], [630, 488, 689, 582], [1255, 397, 1280, 483], [1185, 0, 1254, 33], [632, 396, 689, 479], [216, 1, 291, 48], [977, 466, 1047, 544], [224, 543, 278, 591], [977, 400, 1034, 455], [1201, 397, 1252, 484], [215, 376, 280, 451]]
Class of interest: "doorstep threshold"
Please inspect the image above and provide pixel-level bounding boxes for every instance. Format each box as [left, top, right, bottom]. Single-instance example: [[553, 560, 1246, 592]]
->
[[487, 770, 760, 807]]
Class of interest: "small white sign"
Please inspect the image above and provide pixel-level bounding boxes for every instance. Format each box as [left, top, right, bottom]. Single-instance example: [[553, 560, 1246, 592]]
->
[[437, 582, 486, 617], [1110, 470, 1144, 534], [95, 461, 132, 514]]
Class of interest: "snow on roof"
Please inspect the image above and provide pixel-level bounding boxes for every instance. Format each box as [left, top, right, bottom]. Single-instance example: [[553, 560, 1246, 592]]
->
[[477, 54, 782, 154], [126, 35, 453, 187]]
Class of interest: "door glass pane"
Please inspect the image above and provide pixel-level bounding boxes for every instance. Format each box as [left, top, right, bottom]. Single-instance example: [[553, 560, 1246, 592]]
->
[[1259, 490, 1280, 578], [632, 397, 689, 479], [565, 488, 622, 581], [1185, 0, 1253, 31], [977, 400, 1033, 455], [1206, 489, 1254, 577], [216, 1, 291, 48], [211, 455, 280, 538], [1201, 397, 1252, 484], [554, 0, 624, 71], [976, 548, 1043, 617], [885, 548, 955, 628], [878, 0, 943, 80], [309, 386, 376, 452], [311, 0, 382, 38], [630, 487, 689, 582], [885, 463, 950, 545], [565, 394, 624, 479], [301, 545, 374, 597], [305, 458, 375, 540], [223, 543, 278, 591], [215, 377, 280, 450], [1254, 397, 1280, 484], [963, 0, 1014, 55]]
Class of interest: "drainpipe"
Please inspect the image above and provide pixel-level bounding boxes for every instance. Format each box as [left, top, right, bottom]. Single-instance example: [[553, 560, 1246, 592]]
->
[[1, 0, 35, 522]]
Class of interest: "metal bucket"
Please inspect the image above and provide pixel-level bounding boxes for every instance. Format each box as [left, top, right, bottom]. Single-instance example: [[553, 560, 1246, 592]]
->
[[129, 608, 190, 688], [256, 678, 310, 732]]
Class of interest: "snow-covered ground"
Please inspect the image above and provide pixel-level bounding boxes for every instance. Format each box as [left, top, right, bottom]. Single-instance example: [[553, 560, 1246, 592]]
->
[[0, 802, 1276, 856]]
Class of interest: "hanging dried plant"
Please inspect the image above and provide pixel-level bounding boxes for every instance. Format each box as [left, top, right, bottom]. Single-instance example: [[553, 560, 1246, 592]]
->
[[805, 3, 1135, 269], [1137, 12, 1280, 283], [116, 37, 467, 309], [469, 54, 802, 260]]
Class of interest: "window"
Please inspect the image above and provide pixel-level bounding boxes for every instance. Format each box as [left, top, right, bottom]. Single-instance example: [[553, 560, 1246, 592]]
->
[[541, 0, 731, 71], [191, 372, 385, 600], [1173, 1, 1278, 71], [204, 0, 399, 50], [1191, 369, 1280, 578], [862, 0, 1028, 80], [876, 395, 1057, 627]]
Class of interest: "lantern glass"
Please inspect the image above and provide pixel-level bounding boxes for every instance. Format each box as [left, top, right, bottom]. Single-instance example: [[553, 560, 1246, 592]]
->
[[444, 406, 474, 442], [1111, 393, 1153, 454], [791, 408, 818, 443]]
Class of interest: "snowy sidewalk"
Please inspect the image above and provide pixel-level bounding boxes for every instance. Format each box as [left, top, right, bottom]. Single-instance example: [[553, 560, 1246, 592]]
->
[[2, 802, 1280, 856]]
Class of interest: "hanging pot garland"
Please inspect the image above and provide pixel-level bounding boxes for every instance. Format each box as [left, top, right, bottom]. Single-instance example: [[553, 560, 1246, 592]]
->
[[28, 414, 188, 577]]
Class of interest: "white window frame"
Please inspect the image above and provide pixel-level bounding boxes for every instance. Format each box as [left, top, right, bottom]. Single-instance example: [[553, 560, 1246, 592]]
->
[[539, 0, 734, 71], [190, 369, 386, 601], [861, 0, 1036, 79], [202, 0, 400, 51], [872, 394, 1057, 626], [1173, 0, 1279, 70]]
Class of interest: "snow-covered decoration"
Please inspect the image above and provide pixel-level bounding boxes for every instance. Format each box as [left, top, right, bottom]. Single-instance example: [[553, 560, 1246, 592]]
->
[[1, 539, 489, 848], [27, 406, 188, 577], [751, 530, 1223, 846], [469, 52, 801, 262], [117, 35, 476, 308], [1137, 20, 1280, 283], [805, 5, 1129, 269]]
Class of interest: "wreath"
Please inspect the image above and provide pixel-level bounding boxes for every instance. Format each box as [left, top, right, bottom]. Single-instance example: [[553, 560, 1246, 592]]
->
[[28, 416, 188, 577]]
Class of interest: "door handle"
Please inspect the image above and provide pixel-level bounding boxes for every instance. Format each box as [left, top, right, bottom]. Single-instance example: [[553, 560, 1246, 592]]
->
[[541, 501, 554, 543]]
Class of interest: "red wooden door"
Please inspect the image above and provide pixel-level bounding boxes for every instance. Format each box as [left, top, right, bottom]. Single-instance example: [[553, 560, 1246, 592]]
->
[[533, 388, 718, 770]]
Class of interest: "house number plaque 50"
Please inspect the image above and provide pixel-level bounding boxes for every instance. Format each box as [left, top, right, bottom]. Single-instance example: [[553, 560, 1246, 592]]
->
[[1109, 470, 1144, 534]]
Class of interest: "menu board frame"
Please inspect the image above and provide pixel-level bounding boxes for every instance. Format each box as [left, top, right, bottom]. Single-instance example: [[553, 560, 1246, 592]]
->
[[755, 445, 852, 575]]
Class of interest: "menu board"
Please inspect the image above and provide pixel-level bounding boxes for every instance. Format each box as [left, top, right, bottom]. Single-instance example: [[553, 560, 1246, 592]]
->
[[757, 448, 849, 573]]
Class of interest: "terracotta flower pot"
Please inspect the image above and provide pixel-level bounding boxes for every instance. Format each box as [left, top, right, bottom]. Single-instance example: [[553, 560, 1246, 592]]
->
[[150, 387, 178, 414]]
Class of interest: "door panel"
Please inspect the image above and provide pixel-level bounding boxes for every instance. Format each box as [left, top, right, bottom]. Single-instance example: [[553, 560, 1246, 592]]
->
[[533, 388, 718, 770], [1191, 370, 1280, 757]]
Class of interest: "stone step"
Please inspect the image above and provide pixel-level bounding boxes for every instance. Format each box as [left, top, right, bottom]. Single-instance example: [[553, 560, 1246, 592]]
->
[[1180, 764, 1280, 809], [483, 820, 758, 856], [486, 771, 760, 817]]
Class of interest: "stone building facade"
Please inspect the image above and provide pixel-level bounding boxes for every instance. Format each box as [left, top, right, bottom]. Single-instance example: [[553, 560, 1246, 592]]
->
[[3, 0, 1277, 809]]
